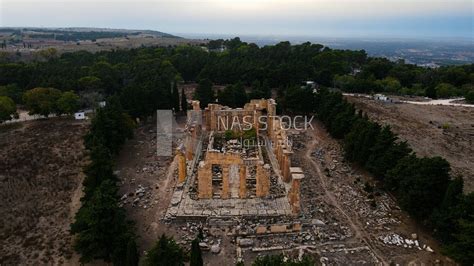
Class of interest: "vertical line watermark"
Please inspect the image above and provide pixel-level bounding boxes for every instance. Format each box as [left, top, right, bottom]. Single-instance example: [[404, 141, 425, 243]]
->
[[156, 110, 173, 156]]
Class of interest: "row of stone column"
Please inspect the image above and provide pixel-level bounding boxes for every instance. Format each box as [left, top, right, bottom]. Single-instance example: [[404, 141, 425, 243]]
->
[[269, 119, 304, 215], [271, 129, 293, 182], [197, 160, 271, 199]]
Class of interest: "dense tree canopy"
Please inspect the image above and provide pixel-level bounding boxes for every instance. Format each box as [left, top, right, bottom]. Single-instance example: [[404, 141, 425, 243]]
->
[[217, 82, 247, 108], [57, 90, 80, 115], [0, 39, 472, 112], [23, 87, 62, 116], [194, 79, 215, 108]]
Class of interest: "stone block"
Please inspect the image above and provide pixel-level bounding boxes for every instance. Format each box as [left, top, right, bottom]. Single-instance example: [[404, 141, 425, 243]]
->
[[292, 223, 302, 232], [270, 225, 288, 233], [256, 226, 268, 234]]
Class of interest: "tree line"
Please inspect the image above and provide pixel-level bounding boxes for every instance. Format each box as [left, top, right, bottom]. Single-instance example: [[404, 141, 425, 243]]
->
[[0, 87, 80, 122], [313, 88, 473, 264], [1, 38, 473, 113], [69, 96, 138, 265]]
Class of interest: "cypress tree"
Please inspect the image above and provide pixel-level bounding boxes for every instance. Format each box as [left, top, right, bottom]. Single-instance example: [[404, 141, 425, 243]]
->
[[144, 235, 185, 266], [194, 79, 214, 108], [181, 87, 188, 113], [172, 82, 180, 112], [190, 238, 203, 266], [125, 239, 139, 266]]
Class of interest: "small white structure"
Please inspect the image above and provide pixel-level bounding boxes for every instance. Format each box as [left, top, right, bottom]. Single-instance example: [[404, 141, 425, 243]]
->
[[74, 112, 86, 120], [99, 101, 106, 108], [374, 94, 392, 102], [302, 81, 319, 93]]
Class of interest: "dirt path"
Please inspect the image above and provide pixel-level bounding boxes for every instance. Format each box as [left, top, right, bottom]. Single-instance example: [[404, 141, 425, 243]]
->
[[303, 126, 387, 264]]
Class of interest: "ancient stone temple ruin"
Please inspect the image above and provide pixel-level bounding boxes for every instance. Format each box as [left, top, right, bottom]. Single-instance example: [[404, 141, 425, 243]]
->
[[167, 99, 305, 219]]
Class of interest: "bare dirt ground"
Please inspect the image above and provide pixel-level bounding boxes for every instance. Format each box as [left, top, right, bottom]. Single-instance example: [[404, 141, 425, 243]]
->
[[346, 96, 474, 193], [0, 118, 88, 265], [115, 122, 177, 250]]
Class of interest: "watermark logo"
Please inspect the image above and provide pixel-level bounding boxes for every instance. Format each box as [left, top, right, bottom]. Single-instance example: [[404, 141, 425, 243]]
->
[[156, 110, 314, 156], [216, 115, 314, 131], [156, 110, 173, 156]]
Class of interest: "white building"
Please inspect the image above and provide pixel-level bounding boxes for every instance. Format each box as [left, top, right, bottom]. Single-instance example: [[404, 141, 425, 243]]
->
[[374, 94, 393, 103], [74, 112, 86, 120]]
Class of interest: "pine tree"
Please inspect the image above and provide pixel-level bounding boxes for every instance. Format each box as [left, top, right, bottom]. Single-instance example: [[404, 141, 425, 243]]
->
[[86, 96, 134, 154], [444, 217, 474, 265], [82, 136, 116, 199], [430, 177, 464, 243], [125, 239, 139, 266], [385, 156, 451, 220], [71, 180, 135, 264], [190, 238, 203, 266]]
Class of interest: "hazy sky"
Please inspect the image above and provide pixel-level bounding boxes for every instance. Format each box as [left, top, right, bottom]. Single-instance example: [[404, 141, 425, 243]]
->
[[1, 0, 472, 39]]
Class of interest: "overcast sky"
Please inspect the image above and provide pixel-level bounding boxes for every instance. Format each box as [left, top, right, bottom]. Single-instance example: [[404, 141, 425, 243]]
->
[[1, 0, 472, 39]]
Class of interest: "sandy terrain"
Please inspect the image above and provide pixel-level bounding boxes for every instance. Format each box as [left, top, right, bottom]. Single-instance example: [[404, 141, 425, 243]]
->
[[346, 96, 474, 193]]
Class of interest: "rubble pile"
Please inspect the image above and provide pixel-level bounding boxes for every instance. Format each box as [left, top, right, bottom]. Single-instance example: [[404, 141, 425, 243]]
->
[[120, 183, 157, 209], [378, 233, 433, 252], [170, 222, 223, 253]]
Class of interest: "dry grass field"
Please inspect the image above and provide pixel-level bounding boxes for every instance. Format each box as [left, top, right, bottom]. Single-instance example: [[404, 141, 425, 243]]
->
[[0, 119, 88, 264]]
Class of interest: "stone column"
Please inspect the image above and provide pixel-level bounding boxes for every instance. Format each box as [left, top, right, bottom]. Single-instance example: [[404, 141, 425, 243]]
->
[[221, 165, 230, 199], [198, 162, 212, 199], [288, 173, 304, 215], [239, 165, 247, 199], [267, 99, 276, 138], [177, 149, 186, 183], [185, 128, 194, 160], [192, 100, 201, 111], [282, 150, 293, 183], [256, 162, 270, 197], [277, 141, 284, 169]]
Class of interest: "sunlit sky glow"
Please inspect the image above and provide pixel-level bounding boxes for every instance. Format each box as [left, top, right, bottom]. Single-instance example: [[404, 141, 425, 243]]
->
[[1, 0, 472, 39]]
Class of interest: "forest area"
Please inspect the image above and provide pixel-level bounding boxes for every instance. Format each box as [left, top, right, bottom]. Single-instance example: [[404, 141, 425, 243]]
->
[[0, 38, 473, 265], [1, 37, 474, 122]]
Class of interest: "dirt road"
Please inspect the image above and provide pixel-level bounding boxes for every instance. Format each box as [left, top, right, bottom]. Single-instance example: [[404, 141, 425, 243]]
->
[[304, 129, 388, 264]]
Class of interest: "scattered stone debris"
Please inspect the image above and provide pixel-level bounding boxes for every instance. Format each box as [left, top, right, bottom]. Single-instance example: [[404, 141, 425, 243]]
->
[[379, 233, 422, 250]]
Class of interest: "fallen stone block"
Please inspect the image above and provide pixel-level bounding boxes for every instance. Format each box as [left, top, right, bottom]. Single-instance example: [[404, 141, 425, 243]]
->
[[270, 225, 288, 233]]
